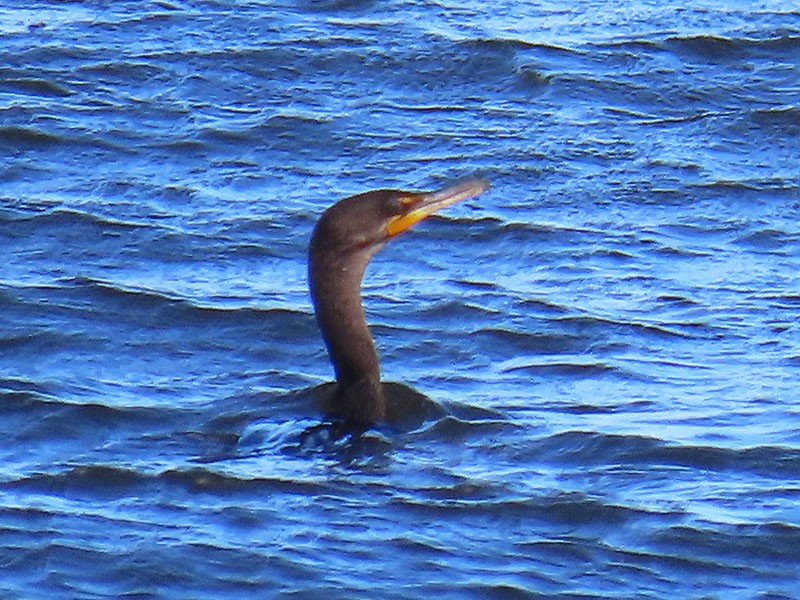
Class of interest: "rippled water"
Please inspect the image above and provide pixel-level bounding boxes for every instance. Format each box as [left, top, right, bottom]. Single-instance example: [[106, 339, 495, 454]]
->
[[2, 1, 800, 598]]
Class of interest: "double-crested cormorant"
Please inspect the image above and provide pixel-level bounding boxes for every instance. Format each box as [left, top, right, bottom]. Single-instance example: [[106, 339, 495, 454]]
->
[[309, 177, 489, 426]]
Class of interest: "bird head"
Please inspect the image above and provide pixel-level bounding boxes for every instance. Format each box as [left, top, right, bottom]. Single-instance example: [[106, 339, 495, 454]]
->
[[310, 177, 490, 260]]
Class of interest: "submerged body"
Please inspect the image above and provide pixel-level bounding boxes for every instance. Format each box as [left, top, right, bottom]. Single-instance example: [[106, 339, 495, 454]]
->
[[308, 178, 489, 425]]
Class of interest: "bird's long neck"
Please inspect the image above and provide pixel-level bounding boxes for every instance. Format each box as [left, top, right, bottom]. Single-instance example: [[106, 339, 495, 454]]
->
[[309, 237, 386, 422]]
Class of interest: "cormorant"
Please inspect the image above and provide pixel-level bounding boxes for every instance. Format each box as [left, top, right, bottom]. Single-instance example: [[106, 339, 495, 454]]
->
[[308, 177, 489, 426]]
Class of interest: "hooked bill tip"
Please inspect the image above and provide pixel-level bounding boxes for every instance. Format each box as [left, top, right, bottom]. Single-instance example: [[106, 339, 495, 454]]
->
[[422, 177, 490, 205]]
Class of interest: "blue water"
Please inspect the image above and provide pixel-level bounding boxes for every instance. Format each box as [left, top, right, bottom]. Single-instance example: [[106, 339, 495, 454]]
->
[[2, 1, 800, 598]]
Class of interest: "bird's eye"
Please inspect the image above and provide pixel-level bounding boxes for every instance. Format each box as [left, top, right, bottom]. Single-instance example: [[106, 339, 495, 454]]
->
[[393, 195, 416, 213]]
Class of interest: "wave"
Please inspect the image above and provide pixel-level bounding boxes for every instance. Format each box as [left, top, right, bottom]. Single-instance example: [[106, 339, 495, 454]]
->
[[526, 430, 800, 477], [77, 59, 167, 81], [664, 33, 800, 62], [390, 487, 659, 527], [413, 299, 499, 322], [515, 297, 570, 315], [301, 0, 377, 12], [198, 112, 337, 154], [734, 227, 794, 251], [758, 293, 800, 309], [47, 276, 315, 332], [455, 217, 604, 244], [1, 464, 330, 499], [0, 121, 123, 154], [415, 414, 521, 443], [0, 380, 186, 428], [751, 105, 800, 128], [2, 277, 316, 367], [0, 376, 56, 401], [501, 359, 619, 378], [472, 327, 582, 355], [553, 314, 711, 340], [0, 206, 152, 232], [0, 76, 72, 97], [0, 125, 62, 148], [0, 328, 96, 358]]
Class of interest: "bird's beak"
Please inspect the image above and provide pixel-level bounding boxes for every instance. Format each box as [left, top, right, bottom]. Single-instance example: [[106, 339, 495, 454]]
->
[[386, 177, 490, 238]]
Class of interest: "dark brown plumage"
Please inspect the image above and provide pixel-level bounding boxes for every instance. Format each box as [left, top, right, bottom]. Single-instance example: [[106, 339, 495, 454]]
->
[[308, 178, 489, 425]]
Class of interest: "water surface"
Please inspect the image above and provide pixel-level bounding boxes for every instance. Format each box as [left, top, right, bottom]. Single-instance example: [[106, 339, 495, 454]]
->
[[2, 1, 799, 598]]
